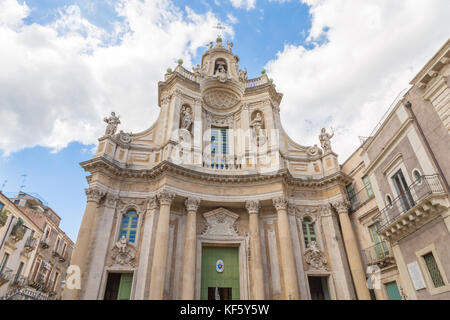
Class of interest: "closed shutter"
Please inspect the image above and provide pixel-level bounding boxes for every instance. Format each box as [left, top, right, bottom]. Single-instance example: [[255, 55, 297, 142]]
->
[[385, 281, 401, 300], [117, 273, 133, 300]]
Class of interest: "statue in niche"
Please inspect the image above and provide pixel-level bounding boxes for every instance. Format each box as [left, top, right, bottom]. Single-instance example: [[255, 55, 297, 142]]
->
[[180, 106, 193, 131], [319, 127, 334, 153], [214, 63, 228, 82], [250, 111, 266, 147], [104, 112, 120, 136]]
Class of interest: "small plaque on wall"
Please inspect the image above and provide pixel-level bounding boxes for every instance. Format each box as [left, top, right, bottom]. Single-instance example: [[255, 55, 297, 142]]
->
[[407, 261, 426, 290]]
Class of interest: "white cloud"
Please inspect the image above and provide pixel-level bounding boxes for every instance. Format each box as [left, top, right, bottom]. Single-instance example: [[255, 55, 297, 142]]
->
[[266, 0, 450, 160], [0, 0, 232, 156], [227, 12, 238, 24], [229, 0, 256, 11]]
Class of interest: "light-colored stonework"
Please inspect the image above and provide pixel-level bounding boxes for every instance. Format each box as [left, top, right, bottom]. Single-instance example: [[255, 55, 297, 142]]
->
[[64, 37, 371, 300]]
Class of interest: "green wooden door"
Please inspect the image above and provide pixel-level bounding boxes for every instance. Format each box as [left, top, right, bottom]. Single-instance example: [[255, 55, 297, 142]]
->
[[385, 281, 401, 300], [117, 273, 133, 300], [201, 246, 240, 300]]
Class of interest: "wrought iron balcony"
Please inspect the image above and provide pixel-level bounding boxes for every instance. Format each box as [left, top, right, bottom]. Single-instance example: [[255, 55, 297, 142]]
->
[[0, 268, 13, 286], [362, 241, 395, 268], [376, 174, 448, 241], [24, 236, 37, 252], [10, 274, 28, 288], [40, 237, 50, 249], [10, 221, 26, 242]]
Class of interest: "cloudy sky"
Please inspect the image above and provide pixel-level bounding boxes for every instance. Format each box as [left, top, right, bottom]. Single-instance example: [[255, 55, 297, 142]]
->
[[1, 0, 449, 240]]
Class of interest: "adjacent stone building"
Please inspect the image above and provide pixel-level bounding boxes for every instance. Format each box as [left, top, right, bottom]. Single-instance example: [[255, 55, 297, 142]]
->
[[344, 39, 450, 300], [0, 192, 43, 299], [0, 192, 74, 300], [64, 37, 372, 300]]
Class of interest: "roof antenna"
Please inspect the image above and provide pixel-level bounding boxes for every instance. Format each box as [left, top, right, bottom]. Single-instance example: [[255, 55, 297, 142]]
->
[[19, 174, 27, 193], [0, 180, 7, 192]]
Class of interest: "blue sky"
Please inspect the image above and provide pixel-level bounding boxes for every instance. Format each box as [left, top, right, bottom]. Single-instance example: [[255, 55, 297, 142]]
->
[[1, 0, 449, 241]]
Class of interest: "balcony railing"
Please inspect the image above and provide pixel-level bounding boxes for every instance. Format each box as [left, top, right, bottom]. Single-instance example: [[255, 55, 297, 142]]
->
[[40, 238, 50, 249], [202, 154, 243, 170], [362, 240, 394, 268], [10, 274, 28, 288], [347, 186, 375, 212], [24, 237, 37, 252], [377, 174, 445, 230]]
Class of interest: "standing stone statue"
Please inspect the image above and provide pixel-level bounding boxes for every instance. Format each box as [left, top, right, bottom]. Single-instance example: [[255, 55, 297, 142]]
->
[[104, 112, 121, 136], [227, 41, 233, 53], [180, 106, 193, 131], [319, 127, 334, 153]]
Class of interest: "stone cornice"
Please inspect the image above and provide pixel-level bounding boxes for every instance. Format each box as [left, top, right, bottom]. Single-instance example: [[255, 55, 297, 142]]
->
[[80, 157, 352, 187]]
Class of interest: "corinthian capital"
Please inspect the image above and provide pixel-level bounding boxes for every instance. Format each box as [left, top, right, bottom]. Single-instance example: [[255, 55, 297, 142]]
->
[[85, 187, 106, 203], [272, 197, 288, 211], [245, 200, 260, 215], [185, 197, 201, 212], [157, 190, 176, 206], [105, 193, 120, 208], [332, 200, 350, 213]]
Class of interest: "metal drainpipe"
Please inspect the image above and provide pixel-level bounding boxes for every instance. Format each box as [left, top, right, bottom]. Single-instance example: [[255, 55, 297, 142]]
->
[[404, 101, 450, 193]]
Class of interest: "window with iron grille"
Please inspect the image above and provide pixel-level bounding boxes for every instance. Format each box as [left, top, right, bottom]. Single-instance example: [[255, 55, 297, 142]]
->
[[302, 217, 316, 247], [423, 252, 445, 288], [345, 184, 358, 205]]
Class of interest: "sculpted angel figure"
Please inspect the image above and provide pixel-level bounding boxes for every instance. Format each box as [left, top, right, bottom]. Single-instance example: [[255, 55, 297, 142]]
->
[[115, 235, 128, 253], [238, 68, 248, 82], [104, 112, 121, 136], [227, 40, 233, 52], [319, 127, 334, 152], [250, 112, 263, 136]]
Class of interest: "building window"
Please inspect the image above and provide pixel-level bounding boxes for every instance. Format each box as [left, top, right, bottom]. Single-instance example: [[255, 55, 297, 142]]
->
[[386, 195, 393, 207], [0, 202, 4, 211], [413, 169, 422, 183], [302, 217, 316, 247], [0, 253, 10, 272], [119, 210, 138, 243], [362, 175, 374, 198], [210, 127, 229, 169], [345, 184, 358, 206], [422, 252, 445, 288]]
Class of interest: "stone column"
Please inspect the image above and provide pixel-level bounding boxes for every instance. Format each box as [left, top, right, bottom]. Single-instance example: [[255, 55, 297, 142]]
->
[[180, 197, 201, 300], [134, 196, 159, 299], [63, 187, 105, 300], [272, 197, 300, 300], [83, 193, 119, 300], [246, 200, 265, 300], [333, 201, 371, 300], [149, 190, 176, 300]]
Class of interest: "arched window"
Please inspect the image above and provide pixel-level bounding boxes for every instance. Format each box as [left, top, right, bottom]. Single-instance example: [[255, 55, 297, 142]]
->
[[386, 195, 393, 207], [119, 210, 138, 243], [302, 217, 316, 247], [413, 169, 422, 183]]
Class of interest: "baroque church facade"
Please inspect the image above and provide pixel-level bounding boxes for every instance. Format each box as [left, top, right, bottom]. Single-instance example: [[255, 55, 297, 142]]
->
[[64, 37, 372, 300]]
